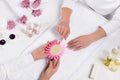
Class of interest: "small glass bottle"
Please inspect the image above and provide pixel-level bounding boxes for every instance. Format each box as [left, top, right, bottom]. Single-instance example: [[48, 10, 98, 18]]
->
[[104, 56, 112, 66], [109, 60, 118, 72], [114, 58, 120, 66], [108, 48, 119, 72], [111, 48, 119, 60]]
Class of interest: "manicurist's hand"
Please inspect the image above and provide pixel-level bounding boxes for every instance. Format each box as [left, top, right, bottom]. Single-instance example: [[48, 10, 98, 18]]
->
[[39, 59, 60, 80], [56, 21, 70, 40], [32, 44, 48, 61], [56, 7, 72, 40]]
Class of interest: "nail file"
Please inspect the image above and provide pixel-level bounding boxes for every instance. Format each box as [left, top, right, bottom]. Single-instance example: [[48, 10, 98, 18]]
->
[[89, 64, 97, 80]]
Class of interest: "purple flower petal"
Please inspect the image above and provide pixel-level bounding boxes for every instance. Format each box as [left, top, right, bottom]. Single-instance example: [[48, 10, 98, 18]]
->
[[7, 20, 16, 30], [32, 9, 42, 17], [32, 0, 41, 9], [21, 0, 30, 8], [18, 15, 27, 24]]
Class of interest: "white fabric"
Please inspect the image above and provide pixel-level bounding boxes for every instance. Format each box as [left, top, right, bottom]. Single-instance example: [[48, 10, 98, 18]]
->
[[0, 0, 61, 31], [85, 0, 120, 15], [0, 0, 62, 63], [100, 7, 120, 35], [0, 54, 34, 80], [0, 3, 108, 80], [0, 0, 120, 80], [62, 0, 120, 36], [62, 0, 76, 10]]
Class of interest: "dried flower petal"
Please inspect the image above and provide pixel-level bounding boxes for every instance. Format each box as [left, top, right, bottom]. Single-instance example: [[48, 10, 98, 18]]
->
[[32, 0, 41, 9], [32, 9, 42, 17], [7, 20, 16, 30], [21, 0, 30, 8], [18, 15, 27, 24]]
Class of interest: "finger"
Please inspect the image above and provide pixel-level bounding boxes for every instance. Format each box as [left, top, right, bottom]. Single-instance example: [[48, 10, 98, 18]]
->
[[53, 60, 57, 67], [65, 31, 70, 39], [62, 29, 67, 39], [58, 25, 61, 34], [73, 46, 82, 51], [44, 60, 50, 71], [56, 25, 60, 32], [57, 26, 62, 36], [68, 38, 79, 45], [56, 59, 60, 68], [53, 59, 60, 69], [60, 27, 64, 37], [44, 43, 49, 48], [43, 51, 47, 57], [67, 41, 80, 49], [44, 42, 50, 48], [49, 60, 53, 68], [68, 45, 81, 50], [40, 44, 48, 51]]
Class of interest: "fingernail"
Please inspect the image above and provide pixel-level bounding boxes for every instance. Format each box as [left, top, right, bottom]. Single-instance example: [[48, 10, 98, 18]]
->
[[51, 59, 54, 61]]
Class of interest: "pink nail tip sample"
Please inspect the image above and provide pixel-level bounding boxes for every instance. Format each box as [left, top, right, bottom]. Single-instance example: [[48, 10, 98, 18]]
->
[[32, 0, 41, 9], [21, 0, 30, 8], [18, 15, 27, 24], [45, 40, 65, 60], [32, 9, 42, 17], [7, 20, 16, 30]]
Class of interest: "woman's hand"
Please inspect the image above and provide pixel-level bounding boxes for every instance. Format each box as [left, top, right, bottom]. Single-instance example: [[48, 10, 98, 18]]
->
[[67, 35, 94, 51], [39, 59, 60, 80], [56, 21, 70, 40], [32, 44, 47, 61], [67, 27, 106, 51], [56, 7, 72, 40]]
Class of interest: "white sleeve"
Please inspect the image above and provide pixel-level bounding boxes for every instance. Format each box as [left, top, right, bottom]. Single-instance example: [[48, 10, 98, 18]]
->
[[62, 0, 76, 10], [2, 54, 34, 79], [100, 7, 120, 35]]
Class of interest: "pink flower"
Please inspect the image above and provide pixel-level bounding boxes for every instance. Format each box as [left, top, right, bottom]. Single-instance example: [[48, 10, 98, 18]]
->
[[21, 0, 30, 8], [32, 9, 42, 17], [45, 40, 65, 60], [18, 15, 27, 24], [32, 0, 41, 9], [7, 20, 16, 30]]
